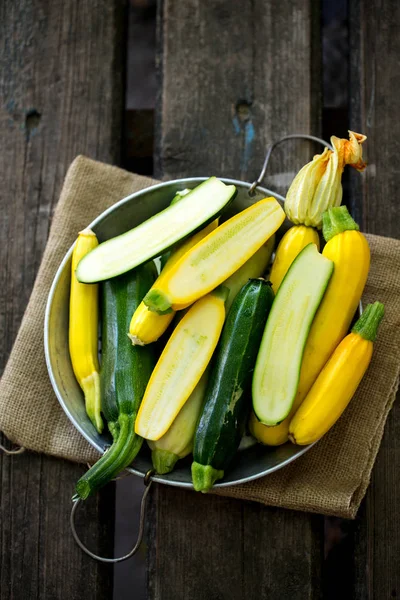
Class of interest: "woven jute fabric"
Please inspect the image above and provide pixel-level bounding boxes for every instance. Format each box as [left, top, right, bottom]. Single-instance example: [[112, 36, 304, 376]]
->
[[0, 156, 399, 518]]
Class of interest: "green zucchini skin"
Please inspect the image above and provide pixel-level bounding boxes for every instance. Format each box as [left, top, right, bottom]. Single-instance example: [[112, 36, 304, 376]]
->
[[101, 261, 157, 419], [75, 261, 156, 500], [192, 279, 274, 492]]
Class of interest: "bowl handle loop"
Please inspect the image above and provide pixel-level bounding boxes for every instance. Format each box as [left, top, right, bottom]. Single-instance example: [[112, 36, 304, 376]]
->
[[0, 437, 25, 455], [70, 469, 154, 563], [248, 133, 334, 199]]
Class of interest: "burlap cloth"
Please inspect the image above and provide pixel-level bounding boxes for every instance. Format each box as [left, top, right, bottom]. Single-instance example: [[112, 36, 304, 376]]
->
[[0, 156, 399, 518]]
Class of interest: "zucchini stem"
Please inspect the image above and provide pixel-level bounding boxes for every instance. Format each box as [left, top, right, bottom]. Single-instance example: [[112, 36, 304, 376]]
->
[[151, 449, 180, 475], [352, 301, 384, 342], [143, 289, 174, 314], [191, 462, 224, 493], [211, 284, 230, 304], [322, 206, 359, 242], [75, 413, 142, 499]]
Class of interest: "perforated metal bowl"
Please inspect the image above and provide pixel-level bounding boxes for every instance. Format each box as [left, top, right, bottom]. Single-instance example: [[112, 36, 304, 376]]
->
[[44, 177, 313, 491]]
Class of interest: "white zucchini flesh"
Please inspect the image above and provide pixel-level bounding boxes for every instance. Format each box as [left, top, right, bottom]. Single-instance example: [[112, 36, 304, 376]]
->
[[252, 243, 333, 426], [76, 177, 236, 283]]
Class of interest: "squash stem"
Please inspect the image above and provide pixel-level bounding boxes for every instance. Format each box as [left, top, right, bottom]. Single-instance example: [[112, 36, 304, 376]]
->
[[322, 206, 359, 242], [151, 449, 180, 475], [352, 301, 384, 342], [75, 413, 142, 500], [191, 462, 224, 493], [143, 289, 174, 314]]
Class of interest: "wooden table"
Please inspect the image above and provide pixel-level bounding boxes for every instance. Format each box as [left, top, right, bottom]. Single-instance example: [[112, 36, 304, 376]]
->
[[1, 2, 399, 599]]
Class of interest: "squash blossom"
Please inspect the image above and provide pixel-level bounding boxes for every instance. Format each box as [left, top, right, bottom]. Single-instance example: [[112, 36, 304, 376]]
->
[[284, 131, 367, 228]]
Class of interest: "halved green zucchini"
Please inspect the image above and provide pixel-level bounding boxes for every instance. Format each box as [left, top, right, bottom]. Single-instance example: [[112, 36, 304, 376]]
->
[[252, 243, 333, 426], [76, 177, 236, 283]]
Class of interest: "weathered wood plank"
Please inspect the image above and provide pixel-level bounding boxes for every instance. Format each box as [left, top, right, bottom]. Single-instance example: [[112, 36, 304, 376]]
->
[[155, 0, 321, 194], [151, 1, 323, 598], [349, 0, 400, 597], [0, 0, 125, 597]]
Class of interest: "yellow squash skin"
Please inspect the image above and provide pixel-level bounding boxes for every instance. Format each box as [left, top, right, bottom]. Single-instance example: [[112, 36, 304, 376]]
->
[[249, 410, 288, 446], [128, 220, 218, 345], [269, 225, 320, 294], [135, 288, 227, 441], [143, 198, 285, 314], [295, 228, 370, 408], [69, 229, 103, 433], [289, 333, 372, 445]]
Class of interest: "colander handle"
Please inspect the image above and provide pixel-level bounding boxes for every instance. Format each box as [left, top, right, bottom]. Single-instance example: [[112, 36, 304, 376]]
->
[[70, 469, 154, 564]]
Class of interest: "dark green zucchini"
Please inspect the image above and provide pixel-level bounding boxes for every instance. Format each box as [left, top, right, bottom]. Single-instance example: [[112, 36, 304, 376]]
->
[[192, 278, 274, 492], [75, 261, 157, 500]]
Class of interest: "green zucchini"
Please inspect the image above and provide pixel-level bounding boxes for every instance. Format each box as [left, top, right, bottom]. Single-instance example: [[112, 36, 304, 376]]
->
[[76, 177, 236, 283], [252, 243, 334, 426], [192, 278, 274, 492], [75, 261, 156, 500], [148, 370, 209, 475]]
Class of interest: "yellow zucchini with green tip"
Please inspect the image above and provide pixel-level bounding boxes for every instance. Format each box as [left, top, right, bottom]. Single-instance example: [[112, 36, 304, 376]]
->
[[128, 219, 218, 346], [143, 197, 285, 314], [69, 229, 103, 433], [289, 302, 384, 445], [135, 286, 228, 441], [294, 206, 370, 407]]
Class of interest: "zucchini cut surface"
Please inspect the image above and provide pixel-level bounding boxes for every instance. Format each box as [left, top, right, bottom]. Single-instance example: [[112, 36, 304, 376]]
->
[[135, 292, 226, 441], [252, 243, 333, 426], [76, 177, 236, 283], [145, 197, 284, 313]]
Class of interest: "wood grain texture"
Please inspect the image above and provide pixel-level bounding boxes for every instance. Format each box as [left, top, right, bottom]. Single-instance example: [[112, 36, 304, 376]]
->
[[0, 0, 125, 597], [155, 0, 321, 194], [349, 0, 400, 597], [151, 1, 323, 599]]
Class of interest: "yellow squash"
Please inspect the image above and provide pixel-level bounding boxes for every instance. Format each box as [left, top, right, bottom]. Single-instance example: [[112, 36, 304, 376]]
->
[[295, 205, 370, 404], [289, 302, 384, 445], [128, 220, 218, 345], [269, 226, 320, 293], [69, 229, 103, 433], [249, 410, 289, 446], [135, 287, 227, 440], [143, 197, 285, 314]]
